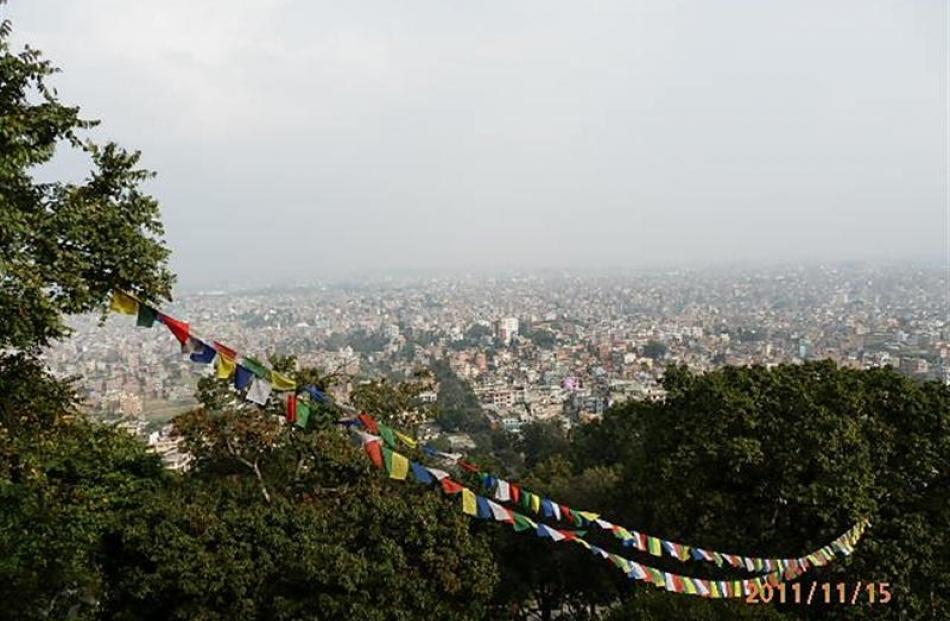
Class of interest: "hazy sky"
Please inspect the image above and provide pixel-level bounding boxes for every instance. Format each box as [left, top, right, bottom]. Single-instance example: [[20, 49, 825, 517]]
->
[[6, 1, 948, 287]]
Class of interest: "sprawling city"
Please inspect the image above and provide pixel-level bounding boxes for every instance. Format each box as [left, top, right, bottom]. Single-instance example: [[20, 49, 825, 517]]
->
[[45, 262, 948, 469]]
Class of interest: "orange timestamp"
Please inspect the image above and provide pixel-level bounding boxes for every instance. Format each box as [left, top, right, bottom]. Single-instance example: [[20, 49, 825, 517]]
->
[[746, 582, 892, 605]]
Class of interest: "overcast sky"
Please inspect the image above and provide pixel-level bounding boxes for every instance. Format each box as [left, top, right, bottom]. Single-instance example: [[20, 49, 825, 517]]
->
[[6, 0, 948, 288]]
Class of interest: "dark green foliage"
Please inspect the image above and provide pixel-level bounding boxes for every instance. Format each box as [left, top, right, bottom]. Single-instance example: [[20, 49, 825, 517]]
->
[[432, 360, 490, 434], [570, 362, 949, 620], [98, 431, 498, 621], [640, 341, 668, 361], [0, 417, 166, 621]]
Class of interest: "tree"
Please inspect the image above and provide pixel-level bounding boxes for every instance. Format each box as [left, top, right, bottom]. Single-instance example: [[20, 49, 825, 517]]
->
[[570, 362, 949, 620], [641, 341, 668, 361], [0, 14, 174, 619], [0, 15, 173, 355], [153, 367, 500, 621]]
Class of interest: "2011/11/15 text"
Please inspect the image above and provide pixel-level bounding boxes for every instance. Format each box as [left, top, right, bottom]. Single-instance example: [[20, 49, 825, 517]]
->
[[746, 582, 892, 605]]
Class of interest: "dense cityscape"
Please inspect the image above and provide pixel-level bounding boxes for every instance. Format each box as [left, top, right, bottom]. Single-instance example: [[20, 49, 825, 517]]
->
[[44, 262, 948, 467]]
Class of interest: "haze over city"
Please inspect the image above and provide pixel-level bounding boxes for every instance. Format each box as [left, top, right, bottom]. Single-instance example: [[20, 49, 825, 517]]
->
[[7, 0, 947, 288]]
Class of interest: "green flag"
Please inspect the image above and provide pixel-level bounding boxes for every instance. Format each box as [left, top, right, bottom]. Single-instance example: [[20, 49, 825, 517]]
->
[[242, 357, 270, 380], [136, 303, 158, 328], [295, 401, 311, 429]]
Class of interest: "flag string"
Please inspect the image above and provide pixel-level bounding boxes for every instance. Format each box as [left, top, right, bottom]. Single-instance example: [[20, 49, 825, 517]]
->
[[108, 291, 869, 595]]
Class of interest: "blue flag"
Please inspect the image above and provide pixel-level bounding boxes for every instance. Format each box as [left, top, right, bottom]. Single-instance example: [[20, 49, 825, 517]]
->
[[190, 341, 217, 364], [411, 462, 434, 485], [476, 496, 492, 520], [235, 365, 254, 390]]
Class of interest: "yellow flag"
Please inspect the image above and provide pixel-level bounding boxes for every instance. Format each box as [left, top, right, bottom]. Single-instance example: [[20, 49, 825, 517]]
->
[[462, 488, 477, 516], [215, 355, 236, 379], [395, 431, 417, 448], [577, 511, 600, 522], [109, 291, 138, 315], [530, 494, 541, 514], [388, 451, 409, 480], [270, 371, 296, 391], [683, 577, 698, 595]]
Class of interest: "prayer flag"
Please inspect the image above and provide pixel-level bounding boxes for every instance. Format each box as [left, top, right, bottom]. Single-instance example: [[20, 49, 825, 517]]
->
[[510, 484, 521, 503], [441, 478, 464, 494], [682, 577, 698, 595], [136, 303, 157, 327], [696, 579, 710, 597], [628, 562, 647, 581], [159, 314, 190, 345], [110, 291, 138, 315], [246, 377, 272, 405], [378, 424, 397, 448], [461, 488, 477, 516], [302, 385, 327, 402], [271, 371, 296, 391], [648, 536, 663, 556], [494, 479, 511, 502], [383, 447, 409, 480], [512, 513, 536, 532], [216, 354, 236, 379], [530, 493, 541, 514], [296, 400, 311, 429], [411, 462, 434, 484], [358, 413, 379, 434], [364, 439, 383, 468], [181, 337, 200, 355], [537, 524, 566, 542], [286, 394, 297, 423], [427, 467, 450, 481], [395, 431, 417, 448], [488, 500, 513, 523], [235, 365, 254, 390], [190, 341, 216, 364], [241, 357, 270, 380], [476, 495, 492, 519]]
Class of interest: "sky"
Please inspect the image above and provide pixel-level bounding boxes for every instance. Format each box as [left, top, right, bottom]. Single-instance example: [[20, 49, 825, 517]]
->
[[5, 0, 948, 288]]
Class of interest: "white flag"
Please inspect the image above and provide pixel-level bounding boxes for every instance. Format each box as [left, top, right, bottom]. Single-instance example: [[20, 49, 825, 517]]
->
[[246, 377, 272, 405], [494, 479, 511, 502]]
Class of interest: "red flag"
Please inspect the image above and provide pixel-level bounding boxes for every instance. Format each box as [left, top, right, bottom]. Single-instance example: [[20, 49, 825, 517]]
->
[[459, 460, 479, 473], [561, 505, 573, 523], [441, 478, 464, 494], [357, 412, 379, 434], [286, 394, 297, 423], [672, 574, 685, 593], [364, 439, 383, 468], [510, 484, 521, 503], [159, 314, 190, 345], [214, 341, 237, 360]]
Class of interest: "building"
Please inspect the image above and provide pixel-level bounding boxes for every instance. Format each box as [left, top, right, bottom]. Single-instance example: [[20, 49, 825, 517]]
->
[[497, 317, 520, 346]]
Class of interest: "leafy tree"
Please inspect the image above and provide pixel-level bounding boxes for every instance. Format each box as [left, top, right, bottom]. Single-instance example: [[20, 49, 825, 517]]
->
[[518, 420, 571, 469], [0, 15, 172, 355], [641, 341, 668, 361], [154, 368, 500, 620], [432, 360, 490, 434], [0, 412, 166, 621], [0, 14, 173, 619], [570, 362, 949, 620]]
